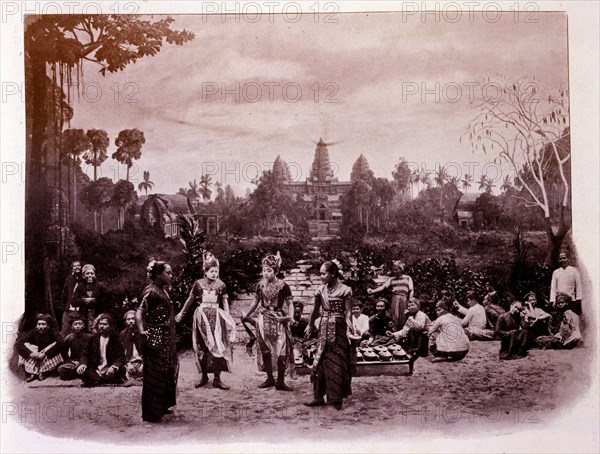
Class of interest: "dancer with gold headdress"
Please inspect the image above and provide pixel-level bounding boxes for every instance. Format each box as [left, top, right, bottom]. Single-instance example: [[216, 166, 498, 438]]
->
[[176, 252, 236, 390], [243, 251, 295, 391]]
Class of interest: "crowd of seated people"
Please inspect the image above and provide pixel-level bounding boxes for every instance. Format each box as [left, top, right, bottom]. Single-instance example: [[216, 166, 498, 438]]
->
[[17, 252, 585, 382], [15, 262, 145, 385]]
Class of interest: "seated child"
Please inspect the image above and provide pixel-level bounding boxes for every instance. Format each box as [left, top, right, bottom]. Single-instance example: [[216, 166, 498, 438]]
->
[[389, 298, 432, 357], [58, 315, 92, 380], [522, 291, 552, 338], [290, 302, 309, 340], [119, 310, 144, 380], [78, 313, 126, 387], [15, 314, 64, 382], [362, 298, 396, 347], [428, 300, 470, 362], [453, 291, 494, 340]]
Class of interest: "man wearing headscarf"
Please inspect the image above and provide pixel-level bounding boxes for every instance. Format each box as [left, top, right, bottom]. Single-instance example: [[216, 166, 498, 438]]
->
[[15, 314, 64, 382]]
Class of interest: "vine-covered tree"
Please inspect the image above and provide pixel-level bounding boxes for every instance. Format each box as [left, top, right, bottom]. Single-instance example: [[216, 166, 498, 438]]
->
[[466, 76, 570, 263], [24, 15, 194, 319]]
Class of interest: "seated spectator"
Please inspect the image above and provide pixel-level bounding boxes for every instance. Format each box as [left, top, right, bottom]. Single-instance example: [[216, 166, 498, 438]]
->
[[453, 291, 494, 340], [536, 293, 582, 349], [119, 310, 144, 380], [522, 292, 551, 338], [290, 302, 309, 339], [389, 298, 432, 357], [428, 300, 470, 362], [362, 298, 396, 347], [348, 300, 370, 342], [494, 301, 534, 360], [58, 315, 92, 380], [482, 291, 505, 330], [78, 313, 126, 387], [15, 314, 64, 382]]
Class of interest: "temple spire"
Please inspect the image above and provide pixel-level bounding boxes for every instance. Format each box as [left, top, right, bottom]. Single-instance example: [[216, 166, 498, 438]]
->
[[310, 139, 333, 182]]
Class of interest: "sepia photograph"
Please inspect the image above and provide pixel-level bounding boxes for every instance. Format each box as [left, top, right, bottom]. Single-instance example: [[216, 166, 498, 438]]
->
[[1, 1, 598, 452]]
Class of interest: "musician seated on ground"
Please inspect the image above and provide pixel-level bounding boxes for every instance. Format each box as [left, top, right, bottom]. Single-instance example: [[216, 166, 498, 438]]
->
[[362, 298, 396, 347], [453, 291, 494, 340], [290, 302, 309, 340], [119, 310, 144, 380], [78, 313, 126, 387], [389, 298, 432, 357], [522, 291, 551, 338], [482, 291, 506, 330], [58, 315, 92, 380], [535, 292, 582, 350], [15, 314, 64, 382], [348, 300, 370, 342], [428, 300, 470, 362]]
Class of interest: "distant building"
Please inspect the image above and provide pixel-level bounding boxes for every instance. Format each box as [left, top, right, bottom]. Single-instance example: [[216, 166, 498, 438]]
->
[[454, 193, 484, 228], [138, 194, 219, 238], [282, 138, 353, 237]]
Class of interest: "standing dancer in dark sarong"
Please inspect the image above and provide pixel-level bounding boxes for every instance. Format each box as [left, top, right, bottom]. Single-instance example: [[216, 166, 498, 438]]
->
[[136, 260, 178, 423], [304, 260, 353, 410], [243, 252, 295, 391]]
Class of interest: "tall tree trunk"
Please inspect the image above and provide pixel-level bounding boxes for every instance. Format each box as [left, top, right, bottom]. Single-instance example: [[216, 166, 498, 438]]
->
[[100, 209, 104, 234], [25, 55, 51, 326], [73, 167, 77, 222], [544, 215, 570, 266]]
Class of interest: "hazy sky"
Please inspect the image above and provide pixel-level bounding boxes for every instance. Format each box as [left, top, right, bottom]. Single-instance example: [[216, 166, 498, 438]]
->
[[69, 12, 568, 196]]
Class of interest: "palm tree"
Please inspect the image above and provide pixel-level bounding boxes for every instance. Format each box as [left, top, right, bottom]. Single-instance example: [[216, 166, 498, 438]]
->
[[411, 168, 420, 198], [84, 129, 109, 181], [84, 129, 109, 232], [199, 174, 212, 203], [61, 128, 91, 221], [419, 168, 432, 189], [461, 174, 473, 193], [138, 170, 154, 196], [447, 176, 459, 191], [477, 175, 488, 192], [112, 129, 145, 181], [484, 178, 496, 194], [501, 175, 513, 193], [434, 165, 449, 221]]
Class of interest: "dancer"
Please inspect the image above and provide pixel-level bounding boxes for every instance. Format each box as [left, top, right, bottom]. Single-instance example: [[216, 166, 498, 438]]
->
[[304, 260, 353, 410], [176, 252, 236, 390], [243, 252, 294, 391], [136, 260, 178, 423]]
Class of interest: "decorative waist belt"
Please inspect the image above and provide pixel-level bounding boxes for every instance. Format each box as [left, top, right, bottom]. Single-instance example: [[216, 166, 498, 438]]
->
[[145, 322, 170, 328], [322, 310, 344, 317]]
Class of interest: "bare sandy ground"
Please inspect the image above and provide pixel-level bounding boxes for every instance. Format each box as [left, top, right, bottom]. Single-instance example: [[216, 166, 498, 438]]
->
[[3, 341, 595, 447]]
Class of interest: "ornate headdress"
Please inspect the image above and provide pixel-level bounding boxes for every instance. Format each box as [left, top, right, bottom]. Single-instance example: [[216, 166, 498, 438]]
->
[[203, 251, 220, 272], [262, 251, 282, 271]]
